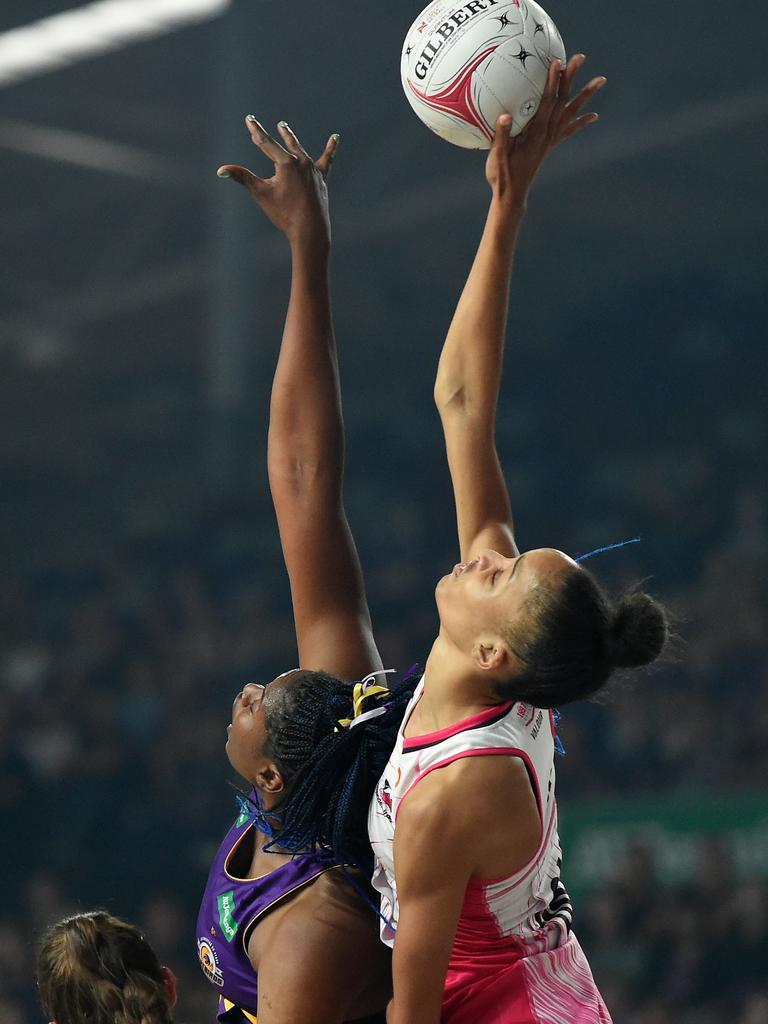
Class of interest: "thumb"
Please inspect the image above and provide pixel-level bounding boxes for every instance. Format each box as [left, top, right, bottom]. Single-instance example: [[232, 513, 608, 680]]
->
[[215, 164, 266, 193], [492, 113, 513, 143]]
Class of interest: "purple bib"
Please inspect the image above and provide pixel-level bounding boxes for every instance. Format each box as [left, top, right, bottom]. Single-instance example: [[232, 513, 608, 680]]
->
[[196, 797, 339, 1021]]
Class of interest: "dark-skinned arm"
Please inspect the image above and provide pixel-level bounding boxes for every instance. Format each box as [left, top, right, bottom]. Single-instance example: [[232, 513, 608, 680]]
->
[[218, 119, 381, 681]]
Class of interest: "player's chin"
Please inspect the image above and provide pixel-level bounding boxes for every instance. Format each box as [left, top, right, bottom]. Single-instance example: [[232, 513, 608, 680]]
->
[[435, 573, 451, 597], [224, 734, 239, 770]]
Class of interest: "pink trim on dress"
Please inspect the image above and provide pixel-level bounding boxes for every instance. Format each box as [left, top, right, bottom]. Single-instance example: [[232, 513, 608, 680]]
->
[[395, 746, 543, 838], [402, 700, 515, 750]]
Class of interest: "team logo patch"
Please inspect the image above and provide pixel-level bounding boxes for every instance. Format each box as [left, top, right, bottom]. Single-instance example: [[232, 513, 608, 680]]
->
[[197, 936, 224, 987], [217, 890, 239, 942]]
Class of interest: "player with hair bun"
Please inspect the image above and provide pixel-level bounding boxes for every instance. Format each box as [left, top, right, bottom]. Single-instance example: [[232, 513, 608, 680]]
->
[[37, 911, 176, 1024], [368, 56, 668, 1023]]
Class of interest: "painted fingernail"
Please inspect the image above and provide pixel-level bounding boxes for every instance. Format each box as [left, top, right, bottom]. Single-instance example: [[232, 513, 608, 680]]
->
[[217, 169, 232, 178], [246, 114, 258, 123], [278, 120, 289, 128], [332, 133, 341, 142]]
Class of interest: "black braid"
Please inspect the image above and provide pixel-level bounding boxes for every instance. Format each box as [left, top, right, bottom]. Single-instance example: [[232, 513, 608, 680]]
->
[[262, 668, 418, 873]]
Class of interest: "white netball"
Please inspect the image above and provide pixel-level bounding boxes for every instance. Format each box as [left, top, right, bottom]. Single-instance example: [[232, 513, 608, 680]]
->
[[401, 0, 566, 149]]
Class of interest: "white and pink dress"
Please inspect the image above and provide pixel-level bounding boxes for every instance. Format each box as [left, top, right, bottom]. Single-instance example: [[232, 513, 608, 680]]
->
[[368, 677, 612, 1024]]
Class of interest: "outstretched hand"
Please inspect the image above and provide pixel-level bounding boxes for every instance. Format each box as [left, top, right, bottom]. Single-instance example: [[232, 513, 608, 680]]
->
[[486, 54, 606, 210], [217, 117, 339, 246]]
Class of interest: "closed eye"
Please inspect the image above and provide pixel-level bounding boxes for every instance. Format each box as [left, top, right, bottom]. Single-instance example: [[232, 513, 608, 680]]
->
[[247, 685, 267, 711]]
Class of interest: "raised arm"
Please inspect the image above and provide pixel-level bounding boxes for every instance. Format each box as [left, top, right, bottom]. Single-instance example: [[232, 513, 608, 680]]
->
[[433, 56, 606, 562], [218, 118, 381, 681]]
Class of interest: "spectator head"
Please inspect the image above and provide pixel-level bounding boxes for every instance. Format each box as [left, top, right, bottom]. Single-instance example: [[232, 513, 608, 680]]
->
[[37, 911, 176, 1024], [435, 549, 668, 707]]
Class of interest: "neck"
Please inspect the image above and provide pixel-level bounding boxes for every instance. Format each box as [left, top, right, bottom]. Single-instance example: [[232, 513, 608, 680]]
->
[[421, 633, 502, 726], [249, 798, 298, 858]]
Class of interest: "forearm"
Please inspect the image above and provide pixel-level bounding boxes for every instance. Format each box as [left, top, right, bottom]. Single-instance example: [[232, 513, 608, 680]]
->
[[386, 956, 444, 1024], [434, 199, 524, 420], [267, 236, 344, 496]]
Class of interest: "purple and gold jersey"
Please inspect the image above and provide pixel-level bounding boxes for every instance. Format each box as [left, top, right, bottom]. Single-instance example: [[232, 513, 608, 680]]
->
[[196, 796, 339, 1023]]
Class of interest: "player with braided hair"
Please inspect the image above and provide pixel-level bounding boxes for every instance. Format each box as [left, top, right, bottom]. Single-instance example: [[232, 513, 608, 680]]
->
[[37, 912, 176, 1024], [196, 117, 411, 1024]]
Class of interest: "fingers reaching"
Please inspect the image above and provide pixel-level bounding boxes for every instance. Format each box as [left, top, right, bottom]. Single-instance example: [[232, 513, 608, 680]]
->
[[558, 111, 600, 142], [243, 116, 340, 177], [216, 164, 267, 193], [245, 115, 293, 164], [563, 75, 607, 121], [537, 56, 563, 118], [276, 121, 311, 161], [558, 53, 586, 104], [315, 133, 341, 177]]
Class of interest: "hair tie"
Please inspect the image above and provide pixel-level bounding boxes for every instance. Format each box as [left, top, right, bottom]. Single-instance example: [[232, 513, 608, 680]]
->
[[335, 669, 395, 732], [575, 537, 641, 563], [230, 789, 284, 838]]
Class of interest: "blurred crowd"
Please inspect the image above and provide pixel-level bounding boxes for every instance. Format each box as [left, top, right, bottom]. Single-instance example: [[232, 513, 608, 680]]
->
[[1, 477, 766, 1021]]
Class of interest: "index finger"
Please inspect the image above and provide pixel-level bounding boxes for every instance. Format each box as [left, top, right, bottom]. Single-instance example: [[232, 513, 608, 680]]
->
[[558, 53, 586, 104], [538, 56, 563, 115], [245, 115, 293, 165]]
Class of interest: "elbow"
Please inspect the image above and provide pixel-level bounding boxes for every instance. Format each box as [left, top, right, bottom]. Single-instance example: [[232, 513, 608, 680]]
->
[[267, 452, 343, 505], [434, 378, 467, 415]]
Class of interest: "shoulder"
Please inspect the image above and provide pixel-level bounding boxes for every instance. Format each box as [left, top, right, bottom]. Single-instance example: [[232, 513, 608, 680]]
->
[[252, 871, 389, 1021], [251, 869, 384, 971], [397, 752, 539, 873], [401, 747, 535, 824]]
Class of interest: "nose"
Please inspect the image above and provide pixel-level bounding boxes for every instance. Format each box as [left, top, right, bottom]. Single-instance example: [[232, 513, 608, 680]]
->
[[477, 550, 506, 569], [242, 683, 262, 704]]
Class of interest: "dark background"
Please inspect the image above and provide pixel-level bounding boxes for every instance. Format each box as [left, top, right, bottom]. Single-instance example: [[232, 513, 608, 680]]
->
[[1, 1, 767, 1022]]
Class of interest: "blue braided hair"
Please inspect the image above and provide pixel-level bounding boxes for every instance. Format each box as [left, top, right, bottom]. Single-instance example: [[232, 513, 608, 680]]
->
[[250, 666, 419, 874]]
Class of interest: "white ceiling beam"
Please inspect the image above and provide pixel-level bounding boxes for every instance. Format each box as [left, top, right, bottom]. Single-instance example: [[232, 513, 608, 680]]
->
[[0, 0, 230, 87], [0, 116, 195, 183]]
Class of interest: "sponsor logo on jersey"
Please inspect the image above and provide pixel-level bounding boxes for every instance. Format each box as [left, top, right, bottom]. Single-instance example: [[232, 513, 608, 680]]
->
[[217, 890, 239, 942], [376, 779, 393, 821], [531, 709, 543, 739], [197, 937, 224, 987]]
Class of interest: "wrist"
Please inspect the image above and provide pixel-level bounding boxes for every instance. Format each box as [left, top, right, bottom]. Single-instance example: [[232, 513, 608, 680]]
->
[[488, 193, 527, 227], [289, 227, 331, 258]]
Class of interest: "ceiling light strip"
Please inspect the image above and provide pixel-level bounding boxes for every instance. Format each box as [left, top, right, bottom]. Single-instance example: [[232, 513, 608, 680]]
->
[[0, 0, 230, 86]]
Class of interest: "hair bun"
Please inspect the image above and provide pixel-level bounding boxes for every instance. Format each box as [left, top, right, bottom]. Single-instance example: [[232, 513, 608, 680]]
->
[[610, 590, 668, 668]]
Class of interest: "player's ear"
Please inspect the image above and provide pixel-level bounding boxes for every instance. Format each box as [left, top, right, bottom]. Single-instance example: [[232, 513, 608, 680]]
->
[[255, 761, 285, 795], [471, 638, 507, 673], [161, 966, 178, 1008]]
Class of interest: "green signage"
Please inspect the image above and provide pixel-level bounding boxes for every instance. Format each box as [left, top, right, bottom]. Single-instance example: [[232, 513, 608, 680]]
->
[[559, 791, 768, 896]]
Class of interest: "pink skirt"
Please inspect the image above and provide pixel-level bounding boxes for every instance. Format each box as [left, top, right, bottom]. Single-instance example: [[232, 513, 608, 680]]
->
[[442, 934, 612, 1024]]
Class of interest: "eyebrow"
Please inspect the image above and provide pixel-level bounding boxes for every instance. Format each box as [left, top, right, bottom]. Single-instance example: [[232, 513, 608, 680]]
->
[[505, 554, 527, 587]]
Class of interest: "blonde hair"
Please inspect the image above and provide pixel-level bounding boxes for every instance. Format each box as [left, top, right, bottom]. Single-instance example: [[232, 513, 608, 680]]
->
[[37, 911, 173, 1024]]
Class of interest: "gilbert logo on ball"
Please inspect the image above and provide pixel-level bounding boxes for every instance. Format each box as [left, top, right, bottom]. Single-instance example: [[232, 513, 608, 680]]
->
[[401, 0, 566, 149]]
